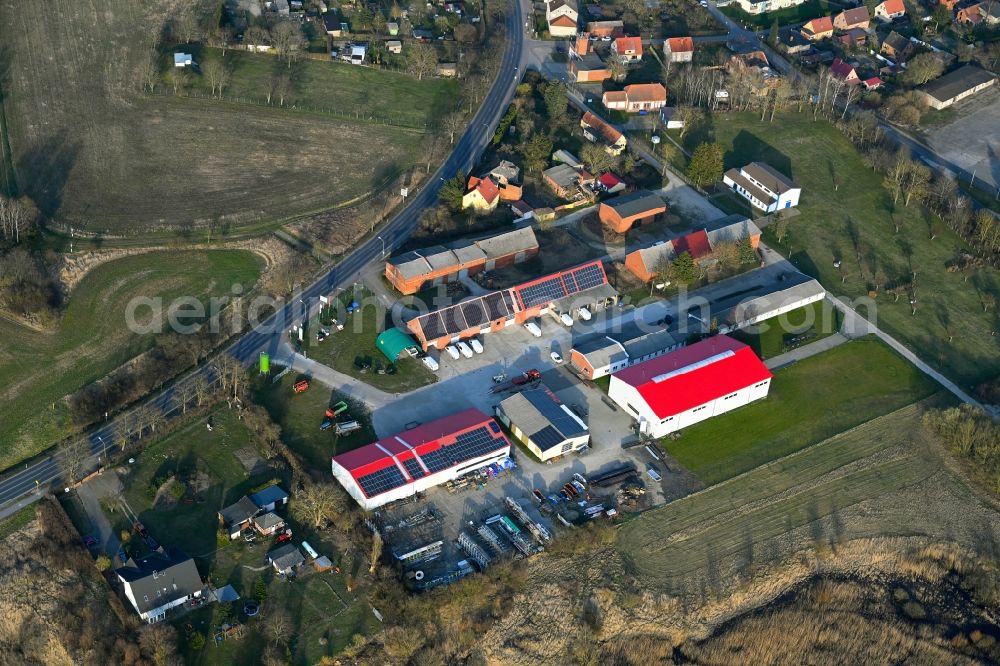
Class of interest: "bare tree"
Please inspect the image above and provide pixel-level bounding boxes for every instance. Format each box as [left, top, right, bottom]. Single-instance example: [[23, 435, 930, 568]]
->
[[406, 44, 438, 80], [245, 26, 269, 50], [441, 111, 466, 144], [203, 58, 229, 97], [57, 437, 89, 484], [272, 74, 293, 106], [193, 375, 211, 407], [369, 531, 383, 575], [265, 609, 293, 647], [173, 12, 200, 44], [270, 22, 305, 68], [290, 483, 345, 529], [135, 48, 159, 93]]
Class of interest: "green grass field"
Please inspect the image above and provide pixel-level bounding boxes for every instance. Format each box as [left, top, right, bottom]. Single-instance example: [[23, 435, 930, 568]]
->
[[307, 302, 436, 394], [619, 399, 964, 590], [0, 250, 261, 470], [730, 300, 842, 359], [694, 111, 1000, 387], [190, 48, 457, 130], [663, 338, 939, 485], [0, 0, 441, 233], [253, 374, 376, 472]]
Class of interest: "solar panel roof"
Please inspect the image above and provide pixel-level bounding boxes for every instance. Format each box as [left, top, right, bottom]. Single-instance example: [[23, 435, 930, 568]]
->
[[357, 465, 407, 498], [402, 458, 426, 480]]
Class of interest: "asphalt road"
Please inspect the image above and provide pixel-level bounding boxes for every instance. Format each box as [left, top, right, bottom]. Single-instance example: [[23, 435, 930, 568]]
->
[[0, 1, 524, 512]]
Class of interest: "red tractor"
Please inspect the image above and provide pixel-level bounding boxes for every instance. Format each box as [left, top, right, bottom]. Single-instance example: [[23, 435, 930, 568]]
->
[[293, 379, 310, 394]]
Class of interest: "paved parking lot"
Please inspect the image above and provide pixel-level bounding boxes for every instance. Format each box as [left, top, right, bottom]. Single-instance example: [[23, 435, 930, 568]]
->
[[925, 87, 1000, 189]]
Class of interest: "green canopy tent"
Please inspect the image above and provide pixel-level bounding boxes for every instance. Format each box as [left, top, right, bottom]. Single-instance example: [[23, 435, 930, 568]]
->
[[376, 327, 419, 362]]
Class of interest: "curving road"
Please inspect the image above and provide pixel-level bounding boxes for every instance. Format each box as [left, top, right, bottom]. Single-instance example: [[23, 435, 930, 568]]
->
[[0, 0, 524, 514]]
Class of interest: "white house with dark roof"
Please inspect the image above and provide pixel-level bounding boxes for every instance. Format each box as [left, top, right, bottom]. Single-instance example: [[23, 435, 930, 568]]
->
[[116, 549, 203, 623], [723, 162, 800, 213]]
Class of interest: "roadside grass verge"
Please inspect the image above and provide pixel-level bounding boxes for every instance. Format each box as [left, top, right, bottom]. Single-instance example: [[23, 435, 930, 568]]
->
[[253, 374, 376, 472], [0, 250, 261, 471], [663, 337, 939, 485], [697, 111, 1000, 388], [729, 300, 842, 359], [619, 398, 961, 588]]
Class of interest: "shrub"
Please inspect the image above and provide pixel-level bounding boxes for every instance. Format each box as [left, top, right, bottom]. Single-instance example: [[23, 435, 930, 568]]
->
[[189, 632, 206, 650]]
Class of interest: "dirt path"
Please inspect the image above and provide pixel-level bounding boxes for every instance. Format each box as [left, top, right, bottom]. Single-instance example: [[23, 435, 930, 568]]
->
[[76, 472, 122, 556]]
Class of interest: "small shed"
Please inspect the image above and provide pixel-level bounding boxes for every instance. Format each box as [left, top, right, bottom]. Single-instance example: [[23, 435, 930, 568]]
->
[[253, 512, 286, 536], [267, 544, 305, 574], [387, 21, 400, 35], [249, 484, 289, 512], [376, 327, 419, 361], [386, 40, 403, 54], [174, 53, 193, 68]]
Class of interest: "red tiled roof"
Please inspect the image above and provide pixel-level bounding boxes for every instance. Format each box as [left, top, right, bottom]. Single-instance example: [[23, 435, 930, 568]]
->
[[671, 229, 711, 260], [614, 36, 643, 54], [879, 0, 905, 14], [665, 36, 694, 52], [830, 57, 856, 80], [550, 14, 577, 27], [864, 76, 883, 88], [598, 172, 623, 188], [603, 90, 628, 105], [613, 336, 771, 419], [802, 16, 833, 34], [476, 176, 500, 204], [581, 111, 624, 144], [623, 83, 666, 103]]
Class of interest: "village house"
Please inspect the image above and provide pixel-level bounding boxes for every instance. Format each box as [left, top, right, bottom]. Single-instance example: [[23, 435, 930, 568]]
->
[[833, 6, 870, 30], [580, 111, 627, 155], [955, 1, 984, 24], [546, 0, 579, 36], [800, 16, 834, 40], [829, 57, 860, 84], [585, 19, 624, 37], [115, 549, 203, 624], [598, 190, 667, 234], [880, 31, 912, 60], [780, 29, 813, 55], [568, 38, 611, 82], [601, 83, 667, 113], [723, 162, 801, 213], [596, 172, 626, 193], [462, 176, 500, 213], [612, 36, 644, 63], [543, 163, 596, 199], [663, 36, 694, 62], [874, 0, 906, 21], [836, 28, 868, 47]]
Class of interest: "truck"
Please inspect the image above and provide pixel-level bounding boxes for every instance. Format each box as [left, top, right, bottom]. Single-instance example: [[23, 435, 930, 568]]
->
[[490, 369, 542, 394], [292, 379, 310, 393], [335, 420, 362, 435]]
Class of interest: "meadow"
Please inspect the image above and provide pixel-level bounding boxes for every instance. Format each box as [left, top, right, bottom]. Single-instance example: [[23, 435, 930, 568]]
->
[[0, 250, 261, 469]]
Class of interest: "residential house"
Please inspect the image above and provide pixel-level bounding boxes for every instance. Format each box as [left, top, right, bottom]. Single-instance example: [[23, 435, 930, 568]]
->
[[874, 0, 906, 21], [267, 544, 306, 574], [663, 36, 695, 62], [116, 549, 203, 623], [919, 64, 996, 109], [723, 162, 801, 213], [249, 484, 290, 513], [836, 28, 868, 47], [486, 160, 523, 200], [728, 0, 808, 15], [956, 1, 984, 24], [546, 0, 579, 35], [385, 227, 538, 294], [543, 163, 595, 199], [863, 76, 884, 90], [569, 52, 611, 82], [800, 16, 834, 40], [322, 11, 345, 36], [601, 83, 667, 113], [833, 6, 870, 30], [829, 57, 860, 84], [598, 190, 667, 234], [218, 496, 261, 539], [252, 512, 286, 536], [462, 176, 501, 212], [386, 40, 403, 54], [596, 172, 626, 193], [495, 385, 589, 462], [624, 215, 762, 282], [173, 53, 193, 68], [413, 28, 434, 41], [612, 36, 644, 62], [880, 31, 912, 60], [586, 19, 624, 37], [580, 111, 627, 155], [780, 28, 813, 54]]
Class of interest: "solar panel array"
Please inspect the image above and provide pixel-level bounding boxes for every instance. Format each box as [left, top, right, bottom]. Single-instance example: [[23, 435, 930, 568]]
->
[[415, 291, 517, 341], [357, 465, 407, 498], [515, 262, 607, 310], [417, 426, 505, 474], [402, 457, 426, 480], [530, 425, 565, 452]]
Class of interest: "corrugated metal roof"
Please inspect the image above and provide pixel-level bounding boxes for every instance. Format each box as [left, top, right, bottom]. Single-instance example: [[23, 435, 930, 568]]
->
[[498, 385, 587, 451]]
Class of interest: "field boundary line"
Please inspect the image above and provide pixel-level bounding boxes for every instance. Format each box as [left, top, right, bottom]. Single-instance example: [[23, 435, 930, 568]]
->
[[0, 70, 17, 197], [623, 400, 933, 525]]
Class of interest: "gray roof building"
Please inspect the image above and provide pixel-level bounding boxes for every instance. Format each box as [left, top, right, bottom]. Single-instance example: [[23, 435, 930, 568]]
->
[[496, 385, 588, 458], [474, 227, 538, 260], [717, 277, 826, 331], [552, 149, 583, 168], [253, 512, 285, 531], [741, 162, 797, 195], [268, 544, 306, 573], [116, 549, 202, 617], [704, 215, 762, 246], [919, 65, 996, 108], [544, 163, 586, 191], [389, 227, 538, 280], [602, 190, 666, 219], [572, 322, 680, 379], [219, 496, 260, 530]]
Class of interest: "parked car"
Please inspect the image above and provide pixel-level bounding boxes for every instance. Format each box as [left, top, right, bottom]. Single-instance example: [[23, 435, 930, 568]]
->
[[421, 355, 440, 371], [445, 345, 461, 360], [456, 341, 474, 358], [550, 351, 564, 364], [559, 312, 574, 326], [523, 321, 542, 337], [470, 338, 484, 354], [577, 306, 592, 321]]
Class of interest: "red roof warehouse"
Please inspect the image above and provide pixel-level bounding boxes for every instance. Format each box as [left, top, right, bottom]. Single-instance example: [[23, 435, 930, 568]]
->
[[607, 336, 772, 437], [331, 409, 511, 510]]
